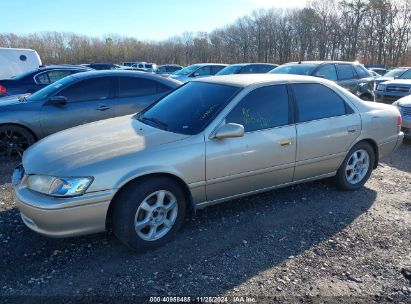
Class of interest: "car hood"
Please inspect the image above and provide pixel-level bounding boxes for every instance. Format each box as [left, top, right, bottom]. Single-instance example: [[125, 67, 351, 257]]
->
[[375, 77, 393, 83], [380, 79, 411, 86], [395, 95, 411, 107], [0, 95, 25, 106], [169, 74, 189, 82], [23, 115, 190, 176]]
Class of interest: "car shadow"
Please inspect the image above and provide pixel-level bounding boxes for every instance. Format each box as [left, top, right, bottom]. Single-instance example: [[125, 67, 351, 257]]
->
[[0, 178, 377, 297], [381, 138, 411, 174]]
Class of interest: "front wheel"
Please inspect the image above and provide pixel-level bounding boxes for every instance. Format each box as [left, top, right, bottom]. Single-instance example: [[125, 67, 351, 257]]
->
[[0, 125, 35, 160], [335, 142, 375, 190], [111, 177, 186, 251]]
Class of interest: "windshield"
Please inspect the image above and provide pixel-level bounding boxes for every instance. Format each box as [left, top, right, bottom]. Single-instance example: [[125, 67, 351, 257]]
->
[[216, 65, 244, 76], [137, 82, 240, 135], [27, 76, 75, 101], [270, 64, 318, 76], [172, 64, 201, 76], [384, 68, 406, 78]]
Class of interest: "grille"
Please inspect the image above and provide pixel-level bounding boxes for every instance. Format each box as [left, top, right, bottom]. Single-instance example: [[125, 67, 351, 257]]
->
[[401, 106, 411, 117], [386, 86, 411, 93]]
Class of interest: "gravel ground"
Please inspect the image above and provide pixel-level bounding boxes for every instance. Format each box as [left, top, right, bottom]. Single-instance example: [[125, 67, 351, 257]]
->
[[0, 140, 410, 303]]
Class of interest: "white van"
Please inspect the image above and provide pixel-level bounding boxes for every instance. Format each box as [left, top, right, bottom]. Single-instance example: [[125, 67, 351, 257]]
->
[[0, 48, 42, 80]]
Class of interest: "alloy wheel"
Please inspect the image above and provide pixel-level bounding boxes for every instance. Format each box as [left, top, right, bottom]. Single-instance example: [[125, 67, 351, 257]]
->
[[345, 149, 370, 185], [0, 129, 30, 159], [134, 190, 179, 241]]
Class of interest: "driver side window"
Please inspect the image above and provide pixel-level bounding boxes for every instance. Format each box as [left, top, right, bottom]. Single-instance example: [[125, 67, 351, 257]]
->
[[194, 66, 211, 77], [314, 65, 337, 81], [58, 77, 112, 103], [226, 85, 290, 132]]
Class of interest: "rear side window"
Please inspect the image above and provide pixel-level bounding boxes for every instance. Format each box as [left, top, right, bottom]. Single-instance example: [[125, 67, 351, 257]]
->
[[119, 77, 170, 98], [47, 70, 72, 83], [59, 77, 112, 102], [35, 70, 72, 84], [195, 66, 211, 76], [292, 83, 350, 123], [226, 85, 289, 132], [354, 65, 371, 78], [336, 65, 356, 80]]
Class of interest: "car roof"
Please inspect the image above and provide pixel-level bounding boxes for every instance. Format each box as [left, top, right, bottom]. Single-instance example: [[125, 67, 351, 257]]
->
[[39, 64, 92, 71], [193, 74, 332, 87], [69, 70, 182, 85], [189, 63, 228, 67], [283, 61, 363, 66]]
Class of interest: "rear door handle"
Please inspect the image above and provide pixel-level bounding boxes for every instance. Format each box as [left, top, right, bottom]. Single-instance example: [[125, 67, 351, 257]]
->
[[279, 139, 293, 146], [347, 128, 357, 133], [96, 104, 111, 111]]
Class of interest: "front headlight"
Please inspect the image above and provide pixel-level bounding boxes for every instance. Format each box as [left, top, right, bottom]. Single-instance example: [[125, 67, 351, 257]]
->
[[26, 175, 93, 197], [376, 84, 386, 91]]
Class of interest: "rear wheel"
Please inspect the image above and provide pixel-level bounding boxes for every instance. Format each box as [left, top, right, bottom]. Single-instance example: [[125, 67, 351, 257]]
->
[[335, 142, 375, 190], [111, 177, 186, 251], [0, 125, 35, 160]]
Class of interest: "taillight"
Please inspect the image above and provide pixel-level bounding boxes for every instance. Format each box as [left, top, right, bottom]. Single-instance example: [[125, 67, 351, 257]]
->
[[397, 116, 403, 126], [0, 85, 6, 95]]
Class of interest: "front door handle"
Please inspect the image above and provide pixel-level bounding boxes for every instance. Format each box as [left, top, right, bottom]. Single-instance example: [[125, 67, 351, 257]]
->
[[279, 139, 293, 146], [96, 104, 111, 111]]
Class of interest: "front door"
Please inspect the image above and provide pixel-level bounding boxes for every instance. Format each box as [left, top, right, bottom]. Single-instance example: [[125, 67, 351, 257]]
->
[[205, 84, 296, 202], [40, 77, 116, 136]]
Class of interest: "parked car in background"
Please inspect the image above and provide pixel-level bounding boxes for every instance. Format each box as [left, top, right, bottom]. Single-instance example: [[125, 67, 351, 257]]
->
[[369, 70, 381, 79], [155, 64, 183, 76], [369, 67, 388, 76], [375, 79, 411, 104], [374, 67, 411, 87], [216, 63, 278, 75], [393, 96, 411, 138], [128, 62, 157, 72], [0, 48, 42, 80], [82, 63, 123, 70], [0, 65, 92, 98], [270, 61, 375, 101], [169, 63, 227, 82], [0, 70, 181, 158], [12, 74, 403, 250]]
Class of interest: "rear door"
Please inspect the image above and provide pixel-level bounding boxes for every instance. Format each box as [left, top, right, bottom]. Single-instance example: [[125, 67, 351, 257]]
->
[[291, 83, 361, 181], [115, 77, 173, 116], [40, 77, 116, 135]]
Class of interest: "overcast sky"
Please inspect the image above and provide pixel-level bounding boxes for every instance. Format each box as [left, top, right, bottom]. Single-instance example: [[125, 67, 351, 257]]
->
[[1, 0, 308, 40]]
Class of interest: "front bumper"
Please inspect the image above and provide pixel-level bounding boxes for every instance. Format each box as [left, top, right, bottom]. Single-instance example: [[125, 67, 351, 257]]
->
[[14, 184, 114, 238]]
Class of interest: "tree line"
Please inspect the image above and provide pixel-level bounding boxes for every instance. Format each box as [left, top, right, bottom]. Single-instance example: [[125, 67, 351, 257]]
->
[[1, 0, 411, 67]]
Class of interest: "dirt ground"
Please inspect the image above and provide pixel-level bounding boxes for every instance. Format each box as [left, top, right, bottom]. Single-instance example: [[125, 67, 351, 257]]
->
[[0, 140, 410, 303]]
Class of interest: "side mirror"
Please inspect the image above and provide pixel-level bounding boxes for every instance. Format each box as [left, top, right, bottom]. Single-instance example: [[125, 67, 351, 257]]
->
[[394, 76, 399, 79], [192, 72, 200, 77], [314, 74, 325, 79], [213, 123, 244, 140], [48, 96, 67, 106]]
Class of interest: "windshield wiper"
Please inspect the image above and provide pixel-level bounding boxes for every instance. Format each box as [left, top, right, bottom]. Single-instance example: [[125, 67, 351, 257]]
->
[[138, 114, 169, 131]]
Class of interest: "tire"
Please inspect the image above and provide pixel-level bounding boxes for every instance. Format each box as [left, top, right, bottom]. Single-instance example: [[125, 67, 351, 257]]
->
[[111, 177, 186, 251], [335, 142, 375, 190], [0, 125, 36, 160]]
